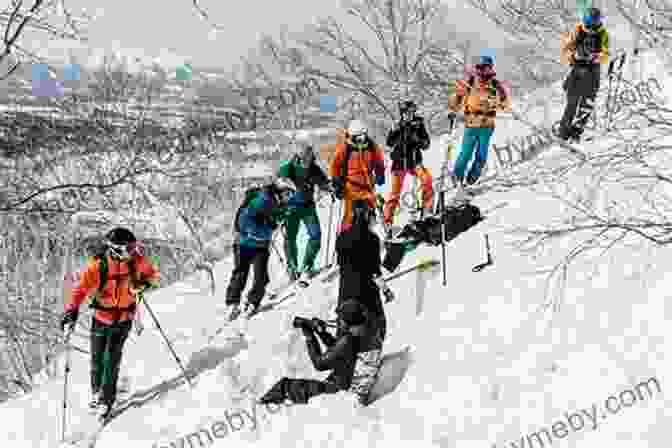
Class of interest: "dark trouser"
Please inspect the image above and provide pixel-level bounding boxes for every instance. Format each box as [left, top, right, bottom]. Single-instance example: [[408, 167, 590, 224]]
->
[[225, 244, 270, 307], [559, 63, 600, 138], [90, 317, 132, 406], [260, 377, 341, 404]]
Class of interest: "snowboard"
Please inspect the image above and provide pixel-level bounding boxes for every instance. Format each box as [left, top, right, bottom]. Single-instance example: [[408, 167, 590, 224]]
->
[[365, 345, 414, 405]]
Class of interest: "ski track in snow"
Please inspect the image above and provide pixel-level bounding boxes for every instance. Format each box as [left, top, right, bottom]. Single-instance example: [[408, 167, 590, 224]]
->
[[2, 52, 672, 448]]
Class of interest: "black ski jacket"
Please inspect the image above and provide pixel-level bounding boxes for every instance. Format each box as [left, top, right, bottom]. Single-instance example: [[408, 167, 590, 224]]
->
[[304, 322, 381, 390], [386, 116, 431, 171], [335, 225, 384, 319]]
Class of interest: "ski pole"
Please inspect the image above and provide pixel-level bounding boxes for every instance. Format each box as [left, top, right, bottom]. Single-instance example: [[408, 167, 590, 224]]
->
[[324, 195, 334, 268], [472, 234, 493, 272], [608, 53, 627, 130], [440, 190, 447, 286], [271, 237, 285, 268], [141, 295, 193, 388], [605, 57, 616, 130], [440, 115, 457, 287], [61, 326, 73, 442]]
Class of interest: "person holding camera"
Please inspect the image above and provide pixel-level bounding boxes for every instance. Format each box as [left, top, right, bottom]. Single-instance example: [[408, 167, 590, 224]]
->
[[259, 300, 383, 406], [383, 100, 432, 233]]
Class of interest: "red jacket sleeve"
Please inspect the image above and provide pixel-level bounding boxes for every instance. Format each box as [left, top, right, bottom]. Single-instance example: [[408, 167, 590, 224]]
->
[[66, 261, 100, 312], [133, 256, 160, 321]]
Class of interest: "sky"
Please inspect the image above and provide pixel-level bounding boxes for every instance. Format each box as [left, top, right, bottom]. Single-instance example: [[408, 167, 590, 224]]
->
[[34, 0, 509, 73]]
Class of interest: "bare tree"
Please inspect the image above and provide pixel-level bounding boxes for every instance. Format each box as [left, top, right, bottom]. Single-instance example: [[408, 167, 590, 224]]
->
[[0, 0, 93, 79], [250, 0, 474, 135], [0, 53, 229, 398]]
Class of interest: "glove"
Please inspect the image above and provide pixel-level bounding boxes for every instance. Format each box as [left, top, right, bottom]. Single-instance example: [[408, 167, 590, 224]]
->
[[375, 174, 385, 186], [60, 309, 78, 332], [331, 177, 344, 200], [311, 317, 327, 334], [375, 193, 385, 209], [301, 325, 315, 338], [374, 276, 395, 303]]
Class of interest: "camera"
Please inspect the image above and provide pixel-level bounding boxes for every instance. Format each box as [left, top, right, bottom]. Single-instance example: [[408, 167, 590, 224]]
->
[[293, 316, 327, 332], [292, 316, 314, 330]]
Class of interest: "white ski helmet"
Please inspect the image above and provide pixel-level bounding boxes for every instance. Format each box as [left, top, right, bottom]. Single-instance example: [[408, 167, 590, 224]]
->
[[348, 120, 368, 138], [348, 120, 369, 148]]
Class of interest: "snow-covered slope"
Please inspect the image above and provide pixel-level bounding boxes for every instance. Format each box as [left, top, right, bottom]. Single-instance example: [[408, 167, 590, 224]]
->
[[2, 58, 672, 448]]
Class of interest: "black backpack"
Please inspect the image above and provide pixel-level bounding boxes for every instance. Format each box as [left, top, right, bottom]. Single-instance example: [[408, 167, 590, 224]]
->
[[574, 27, 601, 62], [438, 202, 483, 243], [406, 202, 484, 246]]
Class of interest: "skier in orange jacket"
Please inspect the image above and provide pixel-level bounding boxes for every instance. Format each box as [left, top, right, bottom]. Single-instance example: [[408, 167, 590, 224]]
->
[[329, 120, 386, 233]]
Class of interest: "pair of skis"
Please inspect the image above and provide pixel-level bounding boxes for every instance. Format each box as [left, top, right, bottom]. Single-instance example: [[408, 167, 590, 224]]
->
[[321, 257, 440, 285]]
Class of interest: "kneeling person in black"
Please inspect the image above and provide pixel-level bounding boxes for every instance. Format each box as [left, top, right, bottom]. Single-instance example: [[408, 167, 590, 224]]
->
[[259, 300, 384, 406]]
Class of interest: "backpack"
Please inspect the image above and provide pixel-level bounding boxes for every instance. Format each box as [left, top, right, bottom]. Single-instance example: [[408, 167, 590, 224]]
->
[[338, 137, 375, 192], [574, 26, 602, 62], [467, 77, 506, 101], [86, 245, 139, 313], [436, 202, 483, 243], [381, 203, 483, 272], [233, 184, 274, 232]]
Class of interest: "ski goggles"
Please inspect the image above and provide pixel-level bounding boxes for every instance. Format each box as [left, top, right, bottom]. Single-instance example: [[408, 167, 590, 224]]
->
[[106, 240, 143, 259], [107, 241, 130, 259], [351, 133, 368, 148]]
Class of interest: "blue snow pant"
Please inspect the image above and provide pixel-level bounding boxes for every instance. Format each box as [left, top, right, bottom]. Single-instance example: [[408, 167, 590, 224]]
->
[[453, 127, 495, 182]]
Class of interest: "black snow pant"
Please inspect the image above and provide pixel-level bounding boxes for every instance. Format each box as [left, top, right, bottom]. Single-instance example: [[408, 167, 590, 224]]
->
[[260, 376, 341, 404], [225, 244, 270, 307], [90, 317, 132, 406], [559, 63, 601, 139]]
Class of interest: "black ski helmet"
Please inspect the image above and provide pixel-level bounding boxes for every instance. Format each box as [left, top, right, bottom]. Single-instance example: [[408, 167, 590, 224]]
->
[[399, 100, 417, 114], [335, 300, 367, 326], [105, 227, 137, 258], [106, 227, 136, 245], [583, 7, 602, 28], [351, 199, 374, 228]]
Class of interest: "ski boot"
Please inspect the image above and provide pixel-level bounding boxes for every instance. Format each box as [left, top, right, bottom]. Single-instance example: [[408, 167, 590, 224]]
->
[[226, 304, 241, 321], [298, 269, 319, 287], [97, 401, 113, 421], [242, 302, 260, 319], [288, 270, 300, 282], [89, 390, 102, 413]]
